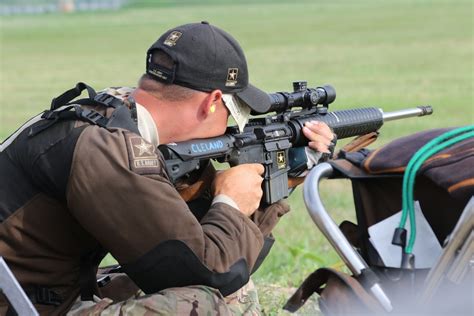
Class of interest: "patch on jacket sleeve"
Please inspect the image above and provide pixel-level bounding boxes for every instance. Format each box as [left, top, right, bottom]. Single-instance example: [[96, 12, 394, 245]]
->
[[124, 132, 161, 175]]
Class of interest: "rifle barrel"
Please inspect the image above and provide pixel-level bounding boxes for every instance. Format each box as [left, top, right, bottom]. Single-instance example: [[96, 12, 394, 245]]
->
[[382, 105, 433, 122], [289, 105, 434, 145]]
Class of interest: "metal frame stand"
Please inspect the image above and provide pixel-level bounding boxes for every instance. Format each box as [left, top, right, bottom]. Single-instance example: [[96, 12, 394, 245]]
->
[[0, 257, 39, 316], [303, 163, 393, 312]]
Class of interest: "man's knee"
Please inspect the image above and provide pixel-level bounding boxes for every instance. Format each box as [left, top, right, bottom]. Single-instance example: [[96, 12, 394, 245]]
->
[[69, 285, 231, 315]]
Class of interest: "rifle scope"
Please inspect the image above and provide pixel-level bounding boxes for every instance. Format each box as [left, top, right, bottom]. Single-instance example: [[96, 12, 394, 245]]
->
[[267, 81, 336, 113]]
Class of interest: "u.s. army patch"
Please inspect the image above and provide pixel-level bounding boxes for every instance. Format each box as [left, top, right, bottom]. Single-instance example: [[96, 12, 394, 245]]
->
[[164, 31, 182, 47], [277, 151, 286, 169], [125, 133, 161, 174], [225, 68, 238, 87]]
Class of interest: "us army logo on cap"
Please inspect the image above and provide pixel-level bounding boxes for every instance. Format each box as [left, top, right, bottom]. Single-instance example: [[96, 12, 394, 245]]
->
[[164, 31, 182, 47], [226, 68, 239, 87], [277, 151, 286, 169], [126, 135, 160, 174]]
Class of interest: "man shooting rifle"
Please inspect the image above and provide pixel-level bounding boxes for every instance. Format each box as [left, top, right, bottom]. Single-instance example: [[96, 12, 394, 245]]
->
[[0, 22, 334, 315]]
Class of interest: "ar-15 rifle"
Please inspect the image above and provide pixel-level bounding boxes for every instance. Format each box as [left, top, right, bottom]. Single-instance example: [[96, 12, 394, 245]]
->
[[159, 81, 433, 204]]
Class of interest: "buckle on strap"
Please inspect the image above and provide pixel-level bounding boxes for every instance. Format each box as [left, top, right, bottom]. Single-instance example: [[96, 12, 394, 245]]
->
[[41, 105, 76, 120], [78, 108, 108, 127], [41, 110, 59, 120], [94, 93, 124, 108], [23, 286, 63, 306], [35, 287, 62, 306]]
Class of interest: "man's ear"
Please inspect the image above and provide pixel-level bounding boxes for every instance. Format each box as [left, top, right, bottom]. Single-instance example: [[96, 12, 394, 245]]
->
[[200, 90, 223, 117], [210, 89, 223, 104]]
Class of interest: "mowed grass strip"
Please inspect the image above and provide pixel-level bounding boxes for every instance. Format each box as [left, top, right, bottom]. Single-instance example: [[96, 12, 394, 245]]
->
[[1, 0, 471, 140], [1, 1, 472, 314]]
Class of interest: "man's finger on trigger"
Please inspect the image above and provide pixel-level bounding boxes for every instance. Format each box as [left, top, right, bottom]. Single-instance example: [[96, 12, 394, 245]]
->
[[251, 163, 265, 175]]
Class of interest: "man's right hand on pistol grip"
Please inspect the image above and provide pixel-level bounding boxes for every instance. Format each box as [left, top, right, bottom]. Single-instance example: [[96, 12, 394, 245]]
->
[[212, 164, 264, 217]]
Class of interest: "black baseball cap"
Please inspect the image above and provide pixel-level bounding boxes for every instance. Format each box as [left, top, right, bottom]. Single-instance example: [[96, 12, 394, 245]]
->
[[146, 21, 271, 114]]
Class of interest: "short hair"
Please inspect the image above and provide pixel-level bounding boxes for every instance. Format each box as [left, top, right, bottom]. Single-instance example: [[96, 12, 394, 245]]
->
[[139, 50, 198, 102]]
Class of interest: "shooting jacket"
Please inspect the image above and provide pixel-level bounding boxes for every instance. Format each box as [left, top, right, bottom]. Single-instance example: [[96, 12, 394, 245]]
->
[[0, 86, 286, 315]]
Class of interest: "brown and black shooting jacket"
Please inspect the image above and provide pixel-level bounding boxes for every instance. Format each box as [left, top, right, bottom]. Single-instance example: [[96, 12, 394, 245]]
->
[[0, 89, 287, 315]]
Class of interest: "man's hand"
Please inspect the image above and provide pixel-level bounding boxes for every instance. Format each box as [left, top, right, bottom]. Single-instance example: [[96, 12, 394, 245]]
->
[[212, 164, 264, 217], [302, 121, 335, 154]]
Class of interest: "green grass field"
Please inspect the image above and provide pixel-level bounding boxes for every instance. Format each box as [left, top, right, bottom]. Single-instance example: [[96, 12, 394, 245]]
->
[[1, 0, 472, 314]]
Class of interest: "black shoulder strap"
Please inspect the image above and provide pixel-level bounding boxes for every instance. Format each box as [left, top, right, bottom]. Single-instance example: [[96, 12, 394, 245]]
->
[[50, 82, 97, 110], [79, 248, 107, 301], [29, 83, 140, 137], [51, 82, 126, 110], [28, 105, 111, 137]]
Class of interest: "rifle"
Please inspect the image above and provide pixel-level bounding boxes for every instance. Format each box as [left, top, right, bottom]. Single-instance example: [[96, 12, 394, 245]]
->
[[158, 81, 433, 204]]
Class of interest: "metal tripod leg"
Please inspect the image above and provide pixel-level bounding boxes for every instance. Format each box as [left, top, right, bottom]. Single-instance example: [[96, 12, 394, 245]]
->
[[303, 163, 393, 312], [0, 257, 39, 316], [418, 196, 474, 303]]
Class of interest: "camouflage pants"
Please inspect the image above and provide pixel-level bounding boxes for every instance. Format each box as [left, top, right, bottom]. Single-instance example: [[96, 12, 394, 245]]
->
[[67, 280, 260, 316]]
